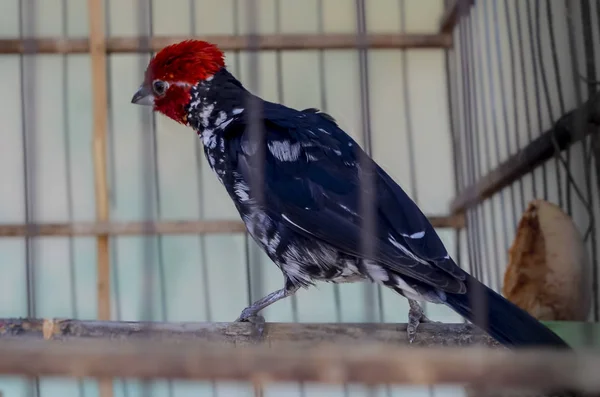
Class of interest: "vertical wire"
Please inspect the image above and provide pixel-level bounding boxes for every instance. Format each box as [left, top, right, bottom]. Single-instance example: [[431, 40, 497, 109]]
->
[[398, 0, 425, 395], [470, 4, 491, 311], [456, 20, 477, 289], [189, 0, 215, 350], [514, 0, 538, 199], [489, 0, 518, 289], [19, 1, 41, 396], [545, 0, 569, 214], [60, 1, 85, 396], [481, 0, 508, 292], [525, 0, 549, 201], [317, 0, 344, 328], [491, 0, 520, 227], [397, 1, 434, 392], [146, 0, 173, 393], [464, 9, 488, 328], [533, 0, 564, 210], [243, 0, 267, 338], [355, 1, 380, 395], [314, 3, 348, 395], [576, 0, 599, 321], [466, 8, 483, 284], [457, 11, 478, 299], [444, 33, 466, 324], [355, 0, 380, 330], [104, 1, 127, 395], [271, 0, 299, 327], [504, 0, 526, 213], [136, 0, 162, 395], [474, 2, 500, 291]]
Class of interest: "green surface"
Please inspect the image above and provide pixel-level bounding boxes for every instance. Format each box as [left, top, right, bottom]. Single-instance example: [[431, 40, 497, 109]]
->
[[542, 321, 600, 348]]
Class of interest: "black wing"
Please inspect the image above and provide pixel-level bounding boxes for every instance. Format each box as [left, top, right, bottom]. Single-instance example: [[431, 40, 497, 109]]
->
[[233, 101, 467, 293]]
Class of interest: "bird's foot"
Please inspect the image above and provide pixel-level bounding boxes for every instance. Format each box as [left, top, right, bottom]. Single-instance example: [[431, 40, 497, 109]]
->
[[235, 308, 266, 338], [407, 299, 440, 343]]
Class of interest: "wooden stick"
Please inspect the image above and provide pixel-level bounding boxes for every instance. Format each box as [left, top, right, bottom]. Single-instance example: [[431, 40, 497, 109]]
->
[[0, 337, 595, 392], [450, 95, 600, 214], [0, 33, 452, 54], [0, 214, 465, 237], [88, 0, 110, 326], [0, 220, 247, 236], [88, 0, 112, 395], [0, 318, 499, 347]]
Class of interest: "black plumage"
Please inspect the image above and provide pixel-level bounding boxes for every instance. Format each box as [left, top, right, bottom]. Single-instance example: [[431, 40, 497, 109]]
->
[[180, 68, 568, 348]]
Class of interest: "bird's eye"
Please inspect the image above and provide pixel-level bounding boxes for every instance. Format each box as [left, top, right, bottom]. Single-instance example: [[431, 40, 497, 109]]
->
[[152, 80, 168, 96]]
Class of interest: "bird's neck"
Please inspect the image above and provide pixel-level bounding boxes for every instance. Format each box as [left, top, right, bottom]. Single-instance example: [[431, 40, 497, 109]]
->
[[186, 68, 249, 138]]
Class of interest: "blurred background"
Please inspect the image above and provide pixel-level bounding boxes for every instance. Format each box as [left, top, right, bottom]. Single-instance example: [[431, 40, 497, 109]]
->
[[0, 0, 599, 396]]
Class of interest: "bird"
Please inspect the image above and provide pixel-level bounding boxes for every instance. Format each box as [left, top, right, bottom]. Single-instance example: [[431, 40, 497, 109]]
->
[[131, 39, 570, 349]]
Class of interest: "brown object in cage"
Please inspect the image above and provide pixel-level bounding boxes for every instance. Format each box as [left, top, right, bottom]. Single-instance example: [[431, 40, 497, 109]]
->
[[503, 199, 592, 321]]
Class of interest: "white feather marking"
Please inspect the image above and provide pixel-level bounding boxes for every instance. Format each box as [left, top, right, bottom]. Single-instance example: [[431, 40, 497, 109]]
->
[[268, 141, 301, 162], [394, 275, 419, 296], [401, 231, 425, 239], [233, 181, 250, 202], [205, 75, 214, 82], [232, 108, 244, 115], [282, 214, 312, 235], [318, 128, 331, 135], [202, 129, 217, 149], [339, 204, 358, 216], [365, 261, 388, 282], [200, 103, 215, 127], [388, 234, 429, 265], [215, 111, 227, 126], [218, 118, 234, 130]]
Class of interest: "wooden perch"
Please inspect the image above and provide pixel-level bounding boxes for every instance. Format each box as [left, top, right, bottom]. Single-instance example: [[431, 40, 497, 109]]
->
[[0, 318, 497, 347], [0, 214, 464, 237], [450, 94, 600, 214], [0, 33, 452, 54], [0, 336, 596, 392]]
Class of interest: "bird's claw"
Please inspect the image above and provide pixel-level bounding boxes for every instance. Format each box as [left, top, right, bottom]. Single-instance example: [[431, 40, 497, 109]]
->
[[235, 309, 266, 339], [407, 300, 440, 343]]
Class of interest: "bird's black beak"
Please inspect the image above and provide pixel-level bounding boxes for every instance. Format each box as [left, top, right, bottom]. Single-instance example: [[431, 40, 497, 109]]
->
[[131, 85, 154, 106]]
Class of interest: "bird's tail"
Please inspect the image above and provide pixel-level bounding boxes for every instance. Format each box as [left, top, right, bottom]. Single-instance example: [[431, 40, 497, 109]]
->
[[444, 274, 570, 348]]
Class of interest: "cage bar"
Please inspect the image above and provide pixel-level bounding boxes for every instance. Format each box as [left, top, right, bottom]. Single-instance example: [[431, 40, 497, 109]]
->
[[0, 33, 453, 54], [450, 98, 600, 214]]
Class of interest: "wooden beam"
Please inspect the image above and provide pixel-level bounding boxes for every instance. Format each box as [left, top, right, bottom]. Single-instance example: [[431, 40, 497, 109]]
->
[[0, 318, 498, 347], [0, 220, 247, 237], [87, 0, 112, 395], [0, 214, 465, 237], [0, 337, 595, 392], [0, 33, 453, 54], [450, 95, 600, 214]]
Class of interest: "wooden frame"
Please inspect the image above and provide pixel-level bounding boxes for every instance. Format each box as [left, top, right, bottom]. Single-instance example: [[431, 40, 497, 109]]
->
[[0, 335, 596, 392], [0, 214, 465, 237], [0, 33, 452, 54], [0, 318, 498, 347]]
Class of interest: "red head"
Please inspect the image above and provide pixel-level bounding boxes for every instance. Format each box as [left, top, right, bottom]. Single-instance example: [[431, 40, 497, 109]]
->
[[131, 40, 225, 124]]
